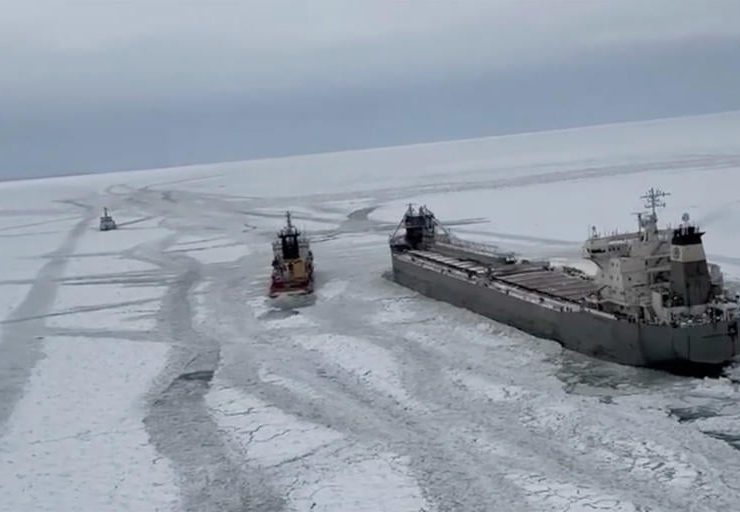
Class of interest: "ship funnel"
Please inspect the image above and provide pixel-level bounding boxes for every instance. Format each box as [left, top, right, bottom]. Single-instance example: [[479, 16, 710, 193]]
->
[[670, 223, 711, 306]]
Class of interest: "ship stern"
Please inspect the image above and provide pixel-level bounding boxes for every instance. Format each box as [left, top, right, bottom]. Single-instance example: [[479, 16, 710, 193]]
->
[[669, 320, 739, 366]]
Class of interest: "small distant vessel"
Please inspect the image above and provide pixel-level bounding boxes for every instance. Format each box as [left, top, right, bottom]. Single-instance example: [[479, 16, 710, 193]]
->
[[99, 207, 117, 231], [269, 212, 314, 298], [389, 189, 740, 369]]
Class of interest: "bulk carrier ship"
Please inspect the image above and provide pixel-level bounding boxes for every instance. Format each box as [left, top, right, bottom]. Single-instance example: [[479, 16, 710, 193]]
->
[[389, 189, 739, 369]]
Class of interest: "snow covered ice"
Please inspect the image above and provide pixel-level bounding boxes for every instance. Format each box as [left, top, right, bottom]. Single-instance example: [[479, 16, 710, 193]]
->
[[2, 112, 740, 511]]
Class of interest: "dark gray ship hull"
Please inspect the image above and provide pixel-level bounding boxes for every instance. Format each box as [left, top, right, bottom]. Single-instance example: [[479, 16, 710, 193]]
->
[[392, 254, 740, 368]]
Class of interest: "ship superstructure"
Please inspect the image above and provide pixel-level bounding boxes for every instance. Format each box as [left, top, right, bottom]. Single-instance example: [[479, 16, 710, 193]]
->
[[269, 211, 314, 298], [99, 207, 117, 231], [582, 188, 732, 326], [389, 192, 739, 368]]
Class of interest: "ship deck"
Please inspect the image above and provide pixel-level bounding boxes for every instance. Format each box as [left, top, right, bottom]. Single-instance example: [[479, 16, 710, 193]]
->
[[406, 250, 598, 302]]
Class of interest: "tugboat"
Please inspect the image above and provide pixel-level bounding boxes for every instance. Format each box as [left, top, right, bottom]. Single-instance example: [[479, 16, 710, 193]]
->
[[269, 212, 314, 298], [99, 207, 117, 231], [389, 190, 740, 369]]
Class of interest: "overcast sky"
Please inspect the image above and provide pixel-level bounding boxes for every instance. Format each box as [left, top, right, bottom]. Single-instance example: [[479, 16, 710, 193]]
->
[[2, 0, 740, 179]]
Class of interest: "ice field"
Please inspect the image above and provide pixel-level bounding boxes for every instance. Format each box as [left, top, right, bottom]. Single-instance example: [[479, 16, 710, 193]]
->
[[2, 112, 740, 511]]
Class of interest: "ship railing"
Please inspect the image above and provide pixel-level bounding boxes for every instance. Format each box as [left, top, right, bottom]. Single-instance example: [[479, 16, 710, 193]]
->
[[440, 236, 514, 259], [483, 275, 617, 319]]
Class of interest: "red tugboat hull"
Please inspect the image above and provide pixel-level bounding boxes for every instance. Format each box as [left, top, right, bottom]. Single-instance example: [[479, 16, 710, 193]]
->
[[269, 279, 314, 299]]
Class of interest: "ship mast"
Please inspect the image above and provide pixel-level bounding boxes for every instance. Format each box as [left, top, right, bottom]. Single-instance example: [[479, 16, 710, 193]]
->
[[638, 187, 669, 239], [280, 211, 298, 235], [641, 187, 669, 219]]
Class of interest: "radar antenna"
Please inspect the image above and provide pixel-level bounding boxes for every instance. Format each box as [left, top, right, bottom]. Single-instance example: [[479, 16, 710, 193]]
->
[[640, 187, 670, 218]]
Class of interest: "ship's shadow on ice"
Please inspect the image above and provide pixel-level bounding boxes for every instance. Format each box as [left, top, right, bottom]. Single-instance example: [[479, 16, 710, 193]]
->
[[669, 401, 740, 451], [552, 351, 657, 395], [554, 349, 735, 394], [380, 270, 395, 283], [701, 431, 740, 450], [262, 293, 316, 314], [669, 405, 720, 423], [177, 370, 215, 383], [258, 308, 300, 321], [556, 352, 740, 452]]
